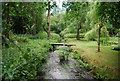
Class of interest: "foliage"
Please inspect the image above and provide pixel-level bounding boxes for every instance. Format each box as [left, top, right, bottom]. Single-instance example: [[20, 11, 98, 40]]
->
[[115, 29, 120, 37], [51, 13, 66, 34], [51, 33, 61, 42], [99, 37, 109, 45], [29, 32, 47, 39], [78, 59, 91, 70], [55, 48, 70, 62], [2, 35, 57, 80], [64, 33, 85, 38], [11, 34, 29, 43], [28, 31, 61, 42], [87, 2, 120, 36], [112, 45, 120, 51], [85, 28, 97, 41], [64, 33, 76, 38], [67, 38, 119, 79], [85, 25, 110, 42], [63, 2, 88, 40], [2, 1, 120, 80], [2, 2, 45, 35], [71, 52, 80, 59], [60, 27, 76, 36], [80, 33, 85, 38], [70, 48, 92, 70]]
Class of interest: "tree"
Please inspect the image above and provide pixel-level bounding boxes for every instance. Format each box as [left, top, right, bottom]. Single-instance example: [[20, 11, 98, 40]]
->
[[2, 2, 45, 35], [64, 2, 88, 40], [2, 2, 13, 39], [42, 1, 57, 39], [88, 2, 120, 52], [47, 1, 51, 39], [51, 12, 66, 34]]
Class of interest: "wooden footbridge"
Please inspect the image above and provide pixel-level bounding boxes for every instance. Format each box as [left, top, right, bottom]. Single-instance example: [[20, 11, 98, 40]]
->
[[50, 43, 76, 51]]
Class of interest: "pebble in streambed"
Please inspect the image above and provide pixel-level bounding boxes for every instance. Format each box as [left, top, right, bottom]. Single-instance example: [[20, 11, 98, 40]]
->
[[41, 46, 95, 80]]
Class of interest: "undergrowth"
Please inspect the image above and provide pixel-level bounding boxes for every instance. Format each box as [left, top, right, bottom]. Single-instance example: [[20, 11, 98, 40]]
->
[[2, 34, 58, 80]]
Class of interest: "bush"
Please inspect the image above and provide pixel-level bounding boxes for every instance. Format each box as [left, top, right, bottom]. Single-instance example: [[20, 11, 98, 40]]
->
[[29, 31, 47, 39], [64, 33, 76, 38], [38, 31, 48, 39], [85, 28, 97, 41], [112, 45, 120, 51], [101, 26, 109, 38], [64, 33, 85, 38], [2, 38, 57, 80], [100, 37, 109, 45], [29, 32, 61, 42], [55, 48, 70, 62], [85, 26, 110, 41], [95, 37, 110, 45], [80, 33, 85, 38], [116, 32, 120, 37], [71, 52, 80, 59], [51, 33, 61, 42], [60, 27, 76, 36], [12, 34, 29, 43], [13, 37, 28, 42]]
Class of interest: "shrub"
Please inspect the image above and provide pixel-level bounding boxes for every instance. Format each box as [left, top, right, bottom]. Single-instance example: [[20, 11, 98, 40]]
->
[[71, 52, 80, 59], [55, 48, 70, 62], [116, 32, 120, 37], [85, 25, 110, 41], [13, 37, 28, 42], [60, 27, 76, 36], [100, 37, 109, 45], [101, 26, 109, 38], [11, 34, 29, 43], [112, 45, 120, 51], [29, 31, 47, 39], [64, 33, 76, 38], [85, 28, 97, 41], [80, 33, 85, 38], [51, 33, 61, 42], [64, 33, 85, 38], [2, 38, 57, 80], [29, 32, 61, 42]]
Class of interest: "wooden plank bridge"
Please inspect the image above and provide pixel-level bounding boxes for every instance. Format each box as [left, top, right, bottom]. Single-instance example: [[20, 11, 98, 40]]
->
[[50, 43, 76, 51]]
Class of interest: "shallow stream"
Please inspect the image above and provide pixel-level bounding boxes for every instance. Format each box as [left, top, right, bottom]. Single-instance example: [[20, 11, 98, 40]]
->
[[41, 46, 95, 80]]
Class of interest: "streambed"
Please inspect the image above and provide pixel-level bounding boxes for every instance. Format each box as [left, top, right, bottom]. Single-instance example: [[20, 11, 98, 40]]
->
[[41, 46, 95, 80]]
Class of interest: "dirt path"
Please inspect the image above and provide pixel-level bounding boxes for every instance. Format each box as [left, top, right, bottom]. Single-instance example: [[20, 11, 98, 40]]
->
[[41, 46, 95, 79]]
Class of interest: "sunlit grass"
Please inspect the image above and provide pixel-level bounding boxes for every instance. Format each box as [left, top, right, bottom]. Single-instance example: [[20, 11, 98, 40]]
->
[[66, 38, 119, 79]]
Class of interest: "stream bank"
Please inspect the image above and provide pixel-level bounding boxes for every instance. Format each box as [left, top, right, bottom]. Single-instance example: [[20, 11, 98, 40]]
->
[[40, 46, 97, 80]]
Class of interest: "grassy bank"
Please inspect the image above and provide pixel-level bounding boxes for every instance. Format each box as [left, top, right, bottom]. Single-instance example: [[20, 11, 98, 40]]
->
[[66, 38, 119, 79], [2, 34, 59, 80]]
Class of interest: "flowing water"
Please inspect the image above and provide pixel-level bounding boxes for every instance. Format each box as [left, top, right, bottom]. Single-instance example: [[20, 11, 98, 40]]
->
[[41, 46, 95, 80]]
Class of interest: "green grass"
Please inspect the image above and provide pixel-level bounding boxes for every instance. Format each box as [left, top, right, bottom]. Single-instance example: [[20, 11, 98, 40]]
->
[[66, 38, 119, 79]]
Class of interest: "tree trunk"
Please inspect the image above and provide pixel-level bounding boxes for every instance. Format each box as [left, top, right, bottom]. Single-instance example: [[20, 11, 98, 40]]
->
[[32, 3, 36, 35], [76, 23, 81, 40], [98, 24, 103, 52], [6, 4, 10, 39], [98, 28, 101, 52], [47, 2, 51, 39]]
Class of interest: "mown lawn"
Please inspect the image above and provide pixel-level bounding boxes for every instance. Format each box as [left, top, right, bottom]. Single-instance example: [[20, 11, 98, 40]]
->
[[66, 38, 119, 79]]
